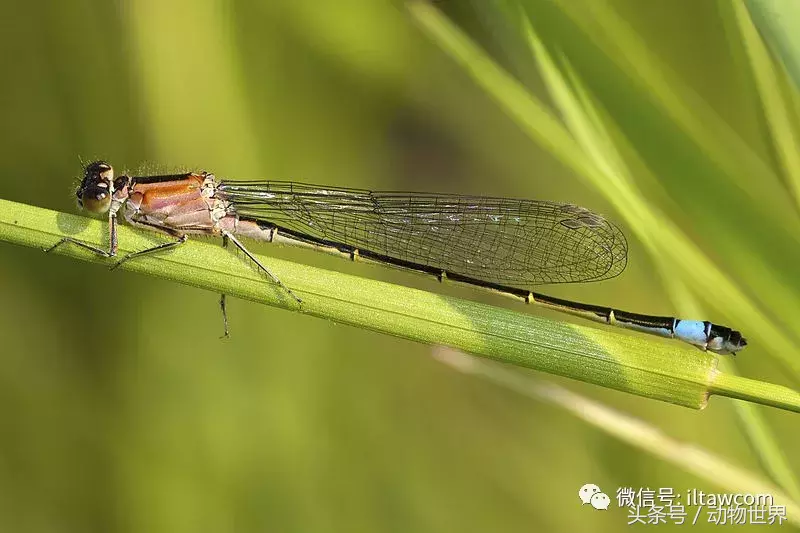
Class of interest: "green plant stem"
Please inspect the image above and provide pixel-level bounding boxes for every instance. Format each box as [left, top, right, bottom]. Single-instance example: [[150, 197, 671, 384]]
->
[[2, 198, 799, 412], [710, 373, 800, 412]]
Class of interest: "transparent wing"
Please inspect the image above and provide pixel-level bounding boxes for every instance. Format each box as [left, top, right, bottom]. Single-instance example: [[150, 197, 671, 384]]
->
[[217, 181, 628, 286]]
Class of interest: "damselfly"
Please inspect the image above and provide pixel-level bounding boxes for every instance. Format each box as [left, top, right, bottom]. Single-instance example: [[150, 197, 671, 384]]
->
[[48, 161, 747, 354]]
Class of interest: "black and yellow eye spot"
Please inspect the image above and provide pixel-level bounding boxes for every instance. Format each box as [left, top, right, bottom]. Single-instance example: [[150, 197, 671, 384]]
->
[[85, 161, 114, 181]]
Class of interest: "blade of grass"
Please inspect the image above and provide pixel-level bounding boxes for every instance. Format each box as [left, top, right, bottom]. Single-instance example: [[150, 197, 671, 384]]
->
[[736, 0, 800, 211], [2, 197, 799, 412], [721, 359, 800, 503], [503, 0, 800, 348], [543, 8, 800, 505], [552, 0, 800, 228], [685, 3, 800, 478], [407, 1, 800, 376], [528, 12, 800, 376], [660, 264, 800, 501], [745, 0, 800, 91], [410, 0, 800, 511], [504, 0, 800, 349], [433, 347, 800, 525]]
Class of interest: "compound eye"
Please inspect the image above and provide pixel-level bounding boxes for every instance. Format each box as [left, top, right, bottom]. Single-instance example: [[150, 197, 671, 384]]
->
[[76, 161, 115, 214], [80, 182, 112, 213]]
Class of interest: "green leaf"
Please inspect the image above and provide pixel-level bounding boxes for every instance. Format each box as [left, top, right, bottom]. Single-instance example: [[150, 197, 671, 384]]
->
[[2, 197, 799, 412]]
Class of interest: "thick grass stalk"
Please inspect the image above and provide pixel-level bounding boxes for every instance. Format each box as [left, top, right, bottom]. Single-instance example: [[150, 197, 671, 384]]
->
[[1, 198, 799, 412]]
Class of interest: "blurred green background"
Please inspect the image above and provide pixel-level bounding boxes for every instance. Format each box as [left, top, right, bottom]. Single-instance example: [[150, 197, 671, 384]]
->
[[0, 0, 798, 531]]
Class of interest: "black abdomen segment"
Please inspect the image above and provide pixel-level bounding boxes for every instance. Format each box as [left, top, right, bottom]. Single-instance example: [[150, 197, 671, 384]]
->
[[247, 219, 745, 354]]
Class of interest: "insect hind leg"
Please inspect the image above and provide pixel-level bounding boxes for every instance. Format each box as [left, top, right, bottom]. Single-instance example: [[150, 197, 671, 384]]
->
[[222, 230, 303, 305]]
